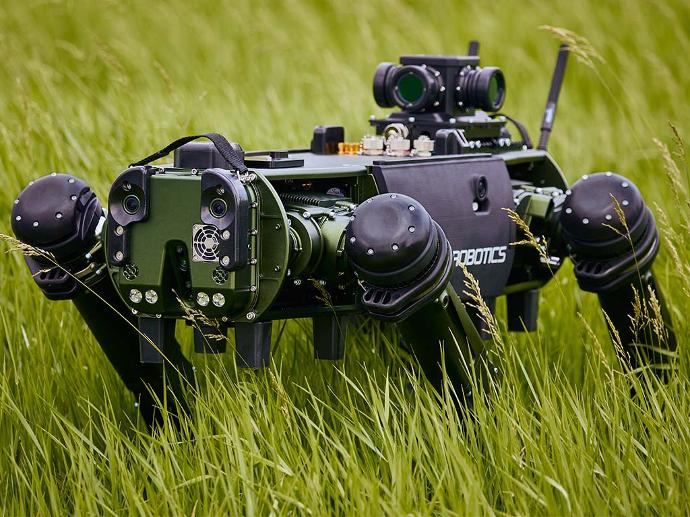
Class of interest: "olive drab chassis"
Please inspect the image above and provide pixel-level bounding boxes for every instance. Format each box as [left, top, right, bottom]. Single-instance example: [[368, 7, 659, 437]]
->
[[11, 43, 676, 428]]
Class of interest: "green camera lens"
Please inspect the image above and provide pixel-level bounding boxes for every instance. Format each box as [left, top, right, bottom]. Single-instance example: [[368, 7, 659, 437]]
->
[[456, 66, 506, 112], [397, 72, 425, 104], [389, 65, 442, 112], [122, 194, 141, 215], [210, 198, 228, 218], [488, 73, 501, 106]]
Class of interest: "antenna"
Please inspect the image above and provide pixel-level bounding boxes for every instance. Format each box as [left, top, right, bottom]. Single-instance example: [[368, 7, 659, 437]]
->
[[467, 40, 480, 56], [537, 44, 570, 151]]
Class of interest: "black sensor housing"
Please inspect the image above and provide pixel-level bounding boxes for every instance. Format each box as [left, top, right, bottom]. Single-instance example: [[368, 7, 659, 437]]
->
[[373, 55, 505, 115]]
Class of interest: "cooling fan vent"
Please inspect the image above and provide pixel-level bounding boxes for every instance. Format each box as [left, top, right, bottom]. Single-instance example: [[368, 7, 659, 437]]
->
[[192, 224, 220, 262]]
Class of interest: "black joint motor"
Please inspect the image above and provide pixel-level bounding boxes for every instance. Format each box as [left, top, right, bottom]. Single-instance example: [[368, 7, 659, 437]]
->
[[560, 172, 658, 292], [11, 173, 103, 299], [345, 193, 452, 319]]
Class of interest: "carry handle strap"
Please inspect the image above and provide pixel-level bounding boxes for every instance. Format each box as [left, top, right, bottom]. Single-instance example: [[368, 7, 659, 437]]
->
[[129, 133, 247, 173]]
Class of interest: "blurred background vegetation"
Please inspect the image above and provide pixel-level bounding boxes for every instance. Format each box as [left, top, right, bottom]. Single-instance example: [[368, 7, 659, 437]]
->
[[1, 0, 690, 514]]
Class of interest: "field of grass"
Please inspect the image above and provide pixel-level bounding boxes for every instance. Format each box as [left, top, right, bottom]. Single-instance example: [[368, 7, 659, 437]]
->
[[1, 0, 690, 514]]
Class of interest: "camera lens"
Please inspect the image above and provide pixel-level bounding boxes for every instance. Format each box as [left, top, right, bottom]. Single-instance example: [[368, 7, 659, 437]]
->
[[389, 65, 442, 113], [210, 198, 228, 218], [123, 194, 141, 215], [456, 66, 506, 112], [396, 72, 425, 105]]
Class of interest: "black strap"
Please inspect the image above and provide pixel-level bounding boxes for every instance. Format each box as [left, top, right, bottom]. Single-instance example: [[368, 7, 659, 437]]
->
[[129, 133, 247, 173]]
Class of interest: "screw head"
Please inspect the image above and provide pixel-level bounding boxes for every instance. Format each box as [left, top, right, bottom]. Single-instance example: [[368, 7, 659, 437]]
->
[[144, 290, 158, 304], [115, 225, 124, 236], [212, 293, 225, 307], [220, 256, 230, 266], [129, 289, 143, 303], [246, 311, 256, 320], [114, 251, 124, 261], [196, 292, 210, 306]]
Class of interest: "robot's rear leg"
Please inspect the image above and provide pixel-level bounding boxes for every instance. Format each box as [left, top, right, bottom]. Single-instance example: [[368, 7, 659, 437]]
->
[[560, 172, 676, 374]]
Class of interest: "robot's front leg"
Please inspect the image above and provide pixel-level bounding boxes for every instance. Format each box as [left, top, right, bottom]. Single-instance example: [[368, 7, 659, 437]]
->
[[344, 194, 493, 401], [560, 172, 676, 372], [11, 174, 194, 429]]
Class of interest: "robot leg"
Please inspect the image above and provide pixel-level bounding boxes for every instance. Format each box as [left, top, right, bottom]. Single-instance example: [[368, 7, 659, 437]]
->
[[344, 193, 494, 402], [11, 173, 194, 429], [560, 172, 676, 373]]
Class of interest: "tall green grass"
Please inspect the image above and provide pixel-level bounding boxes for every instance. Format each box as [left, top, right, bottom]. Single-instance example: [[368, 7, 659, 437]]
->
[[1, 0, 690, 514]]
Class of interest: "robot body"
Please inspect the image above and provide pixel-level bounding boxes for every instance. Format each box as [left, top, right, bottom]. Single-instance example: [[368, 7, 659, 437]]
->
[[10, 44, 676, 428]]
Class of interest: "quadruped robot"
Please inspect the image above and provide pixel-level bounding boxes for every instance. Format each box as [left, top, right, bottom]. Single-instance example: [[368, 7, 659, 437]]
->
[[11, 42, 676, 427]]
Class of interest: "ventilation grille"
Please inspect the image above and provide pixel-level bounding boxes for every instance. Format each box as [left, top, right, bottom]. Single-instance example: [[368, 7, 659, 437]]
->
[[192, 224, 220, 262]]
